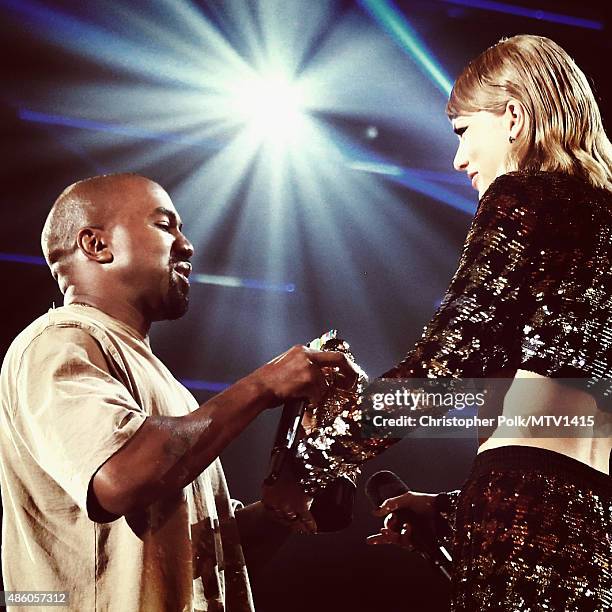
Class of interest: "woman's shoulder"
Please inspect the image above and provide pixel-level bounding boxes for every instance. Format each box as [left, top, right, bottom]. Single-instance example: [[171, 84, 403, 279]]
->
[[478, 170, 612, 217]]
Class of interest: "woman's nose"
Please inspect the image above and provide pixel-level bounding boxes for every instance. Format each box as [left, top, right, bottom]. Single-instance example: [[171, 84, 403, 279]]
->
[[453, 142, 468, 172]]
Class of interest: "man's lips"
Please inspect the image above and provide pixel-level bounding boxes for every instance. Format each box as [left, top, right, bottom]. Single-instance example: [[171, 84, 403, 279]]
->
[[173, 261, 192, 281]]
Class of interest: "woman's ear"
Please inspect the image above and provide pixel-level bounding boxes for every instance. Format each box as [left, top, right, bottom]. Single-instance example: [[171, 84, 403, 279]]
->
[[76, 227, 113, 263], [505, 98, 526, 140]]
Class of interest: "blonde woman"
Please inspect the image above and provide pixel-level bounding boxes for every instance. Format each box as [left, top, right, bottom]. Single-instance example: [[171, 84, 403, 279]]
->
[[281, 35, 612, 610]]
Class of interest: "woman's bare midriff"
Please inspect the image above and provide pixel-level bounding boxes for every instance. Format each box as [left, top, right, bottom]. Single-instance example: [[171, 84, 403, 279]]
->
[[477, 369, 612, 475]]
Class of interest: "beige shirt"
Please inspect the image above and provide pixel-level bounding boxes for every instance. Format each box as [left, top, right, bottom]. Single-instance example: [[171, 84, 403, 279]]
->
[[0, 305, 253, 612]]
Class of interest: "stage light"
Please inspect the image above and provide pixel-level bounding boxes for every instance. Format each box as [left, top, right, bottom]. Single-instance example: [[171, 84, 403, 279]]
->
[[8, 0, 470, 355], [229, 70, 307, 144]]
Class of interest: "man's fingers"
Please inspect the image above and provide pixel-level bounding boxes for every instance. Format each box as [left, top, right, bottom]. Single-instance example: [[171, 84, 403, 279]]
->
[[307, 350, 359, 386], [306, 350, 349, 365], [303, 364, 329, 406], [266, 345, 361, 406]]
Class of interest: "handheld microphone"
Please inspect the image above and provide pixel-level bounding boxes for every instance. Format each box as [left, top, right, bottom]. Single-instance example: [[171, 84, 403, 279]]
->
[[264, 398, 307, 486], [365, 470, 453, 581]]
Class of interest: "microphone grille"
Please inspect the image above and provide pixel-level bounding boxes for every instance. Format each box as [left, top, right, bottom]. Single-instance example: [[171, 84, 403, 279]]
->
[[365, 470, 408, 508]]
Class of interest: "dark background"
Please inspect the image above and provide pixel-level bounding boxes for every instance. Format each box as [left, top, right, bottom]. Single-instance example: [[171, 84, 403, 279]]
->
[[0, 1, 610, 610]]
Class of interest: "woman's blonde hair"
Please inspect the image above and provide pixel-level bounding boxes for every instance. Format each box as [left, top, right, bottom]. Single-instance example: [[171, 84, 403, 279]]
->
[[446, 35, 612, 190]]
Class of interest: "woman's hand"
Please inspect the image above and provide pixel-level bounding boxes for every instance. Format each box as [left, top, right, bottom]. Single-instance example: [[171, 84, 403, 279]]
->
[[366, 490, 438, 549]]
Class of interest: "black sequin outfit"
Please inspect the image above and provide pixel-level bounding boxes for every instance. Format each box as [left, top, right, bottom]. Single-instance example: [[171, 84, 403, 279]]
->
[[294, 170, 612, 610], [446, 446, 612, 611]]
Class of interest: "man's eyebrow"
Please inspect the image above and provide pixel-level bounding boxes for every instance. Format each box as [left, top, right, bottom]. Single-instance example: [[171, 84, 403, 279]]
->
[[152, 206, 183, 230]]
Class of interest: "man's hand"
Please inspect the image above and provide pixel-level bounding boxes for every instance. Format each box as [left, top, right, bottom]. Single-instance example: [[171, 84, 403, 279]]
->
[[249, 345, 359, 409], [262, 461, 317, 534], [366, 490, 437, 549]]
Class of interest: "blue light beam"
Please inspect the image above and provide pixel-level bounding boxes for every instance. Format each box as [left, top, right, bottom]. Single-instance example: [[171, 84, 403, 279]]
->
[[359, 0, 453, 96], [18, 109, 226, 151], [441, 0, 604, 30], [0, 252, 296, 293], [19, 107, 473, 212], [179, 379, 230, 393], [332, 129, 476, 214]]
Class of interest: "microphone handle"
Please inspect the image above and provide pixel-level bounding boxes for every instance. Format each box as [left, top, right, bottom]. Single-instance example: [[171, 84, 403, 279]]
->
[[366, 471, 453, 582], [264, 398, 307, 486], [391, 507, 452, 581]]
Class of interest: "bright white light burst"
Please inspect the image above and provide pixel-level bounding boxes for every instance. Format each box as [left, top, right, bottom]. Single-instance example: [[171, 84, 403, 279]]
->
[[229, 70, 308, 145], [17, 0, 463, 356]]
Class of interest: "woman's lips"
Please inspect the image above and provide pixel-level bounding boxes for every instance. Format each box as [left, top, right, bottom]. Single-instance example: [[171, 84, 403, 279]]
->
[[470, 173, 478, 189]]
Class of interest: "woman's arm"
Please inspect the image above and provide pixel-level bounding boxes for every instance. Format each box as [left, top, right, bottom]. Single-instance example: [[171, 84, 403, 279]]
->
[[294, 173, 541, 494]]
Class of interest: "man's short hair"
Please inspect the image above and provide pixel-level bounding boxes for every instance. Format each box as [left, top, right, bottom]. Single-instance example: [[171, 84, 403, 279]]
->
[[41, 173, 144, 286]]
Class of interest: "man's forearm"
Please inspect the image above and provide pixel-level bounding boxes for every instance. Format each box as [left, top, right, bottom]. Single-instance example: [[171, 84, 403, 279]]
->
[[91, 343, 355, 519], [92, 375, 271, 516]]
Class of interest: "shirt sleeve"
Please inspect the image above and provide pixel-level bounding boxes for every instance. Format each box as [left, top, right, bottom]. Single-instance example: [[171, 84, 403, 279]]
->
[[12, 325, 148, 516], [295, 174, 541, 493]]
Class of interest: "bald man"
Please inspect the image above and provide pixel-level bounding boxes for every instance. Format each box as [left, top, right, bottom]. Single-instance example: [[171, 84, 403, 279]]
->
[[0, 174, 355, 611]]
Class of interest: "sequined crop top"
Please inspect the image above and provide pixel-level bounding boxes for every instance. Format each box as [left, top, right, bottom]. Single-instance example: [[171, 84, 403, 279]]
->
[[295, 170, 612, 493]]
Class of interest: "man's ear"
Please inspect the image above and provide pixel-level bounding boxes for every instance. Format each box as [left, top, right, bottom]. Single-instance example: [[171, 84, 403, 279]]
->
[[76, 227, 113, 263]]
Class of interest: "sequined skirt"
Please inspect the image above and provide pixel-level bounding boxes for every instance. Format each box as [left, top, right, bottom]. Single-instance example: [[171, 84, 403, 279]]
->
[[451, 445, 612, 612]]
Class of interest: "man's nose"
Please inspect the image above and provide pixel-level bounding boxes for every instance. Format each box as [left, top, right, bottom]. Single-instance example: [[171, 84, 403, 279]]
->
[[175, 233, 194, 260]]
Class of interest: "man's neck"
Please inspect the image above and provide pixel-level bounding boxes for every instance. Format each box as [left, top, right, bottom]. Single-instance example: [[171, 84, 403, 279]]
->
[[64, 290, 151, 338]]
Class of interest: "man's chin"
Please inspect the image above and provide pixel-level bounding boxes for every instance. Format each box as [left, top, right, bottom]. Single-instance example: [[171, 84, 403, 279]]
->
[[163, 285, 190, 320], [166, 297, 189, 320]]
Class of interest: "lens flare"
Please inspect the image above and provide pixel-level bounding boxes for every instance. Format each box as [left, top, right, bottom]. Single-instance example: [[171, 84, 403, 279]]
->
[[228, 70, 308, 144]]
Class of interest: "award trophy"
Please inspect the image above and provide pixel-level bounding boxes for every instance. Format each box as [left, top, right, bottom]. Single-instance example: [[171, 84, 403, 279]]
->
[[265, 330, 366, 532]]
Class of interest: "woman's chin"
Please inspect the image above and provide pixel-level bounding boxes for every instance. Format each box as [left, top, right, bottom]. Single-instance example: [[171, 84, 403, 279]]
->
[[477, 177, 494, 199]]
